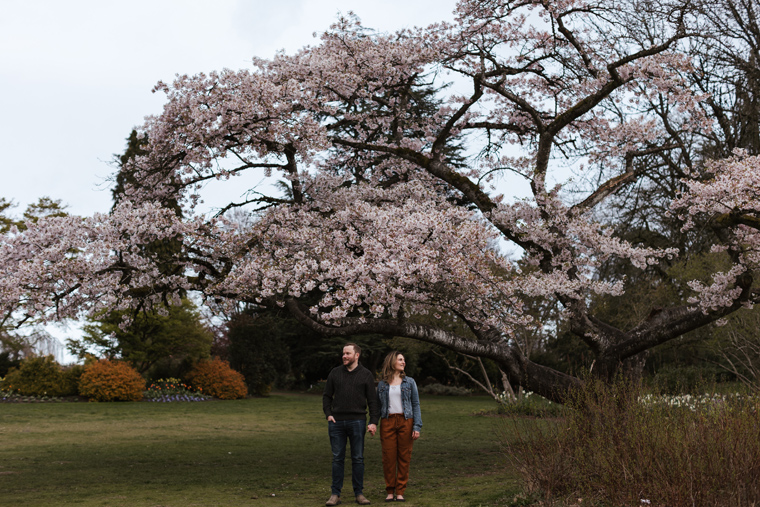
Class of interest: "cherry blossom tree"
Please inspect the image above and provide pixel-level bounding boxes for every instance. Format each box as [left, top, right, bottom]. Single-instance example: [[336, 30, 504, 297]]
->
[[3, 0, 759, 402], [1, 197, 69, 359]]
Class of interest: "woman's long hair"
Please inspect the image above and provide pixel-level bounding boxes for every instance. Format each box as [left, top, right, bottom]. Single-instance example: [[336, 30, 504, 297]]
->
[[380, 351, 406, 383]]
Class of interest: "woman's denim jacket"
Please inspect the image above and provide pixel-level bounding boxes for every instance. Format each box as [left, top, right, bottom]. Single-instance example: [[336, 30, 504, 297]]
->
[[376, 376, 423, 433]]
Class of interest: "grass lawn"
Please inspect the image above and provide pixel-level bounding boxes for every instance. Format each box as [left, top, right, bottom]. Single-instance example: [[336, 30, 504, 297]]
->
[[0, 393, 520, 506]]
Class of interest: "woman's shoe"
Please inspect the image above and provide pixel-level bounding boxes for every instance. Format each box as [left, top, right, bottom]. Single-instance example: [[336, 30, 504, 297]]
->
[[395, 496, 405, 502], [385, 494, 395, 502]]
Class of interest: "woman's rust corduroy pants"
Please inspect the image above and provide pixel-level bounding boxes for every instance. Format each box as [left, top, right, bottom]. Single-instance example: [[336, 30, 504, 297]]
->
[[380, 413, 415, 496]]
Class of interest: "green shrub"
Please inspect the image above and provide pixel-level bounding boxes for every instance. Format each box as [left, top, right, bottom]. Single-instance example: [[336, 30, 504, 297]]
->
[[60, 364, 86, 396], [649, 364, 726, 394], [496, 391, 565, 418], [418, 383, 472, 396], [504, 379, 760, 506], [0, 355, 74, 397], [186, 358, 248, 400], [307, 381, 326, 394], [78, 359, 145, 402]]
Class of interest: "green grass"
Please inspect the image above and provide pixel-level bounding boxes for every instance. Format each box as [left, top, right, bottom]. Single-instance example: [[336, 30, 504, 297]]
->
[[0, 393, 520, 506]]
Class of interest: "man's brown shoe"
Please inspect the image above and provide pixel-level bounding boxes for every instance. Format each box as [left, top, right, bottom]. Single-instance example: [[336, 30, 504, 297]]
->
[[356, 493, 371, 505], [326, 494, 342, 506]]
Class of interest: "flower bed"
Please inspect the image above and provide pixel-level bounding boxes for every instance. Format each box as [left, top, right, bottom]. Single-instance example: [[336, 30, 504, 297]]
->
[[143, 378, 211, 402]]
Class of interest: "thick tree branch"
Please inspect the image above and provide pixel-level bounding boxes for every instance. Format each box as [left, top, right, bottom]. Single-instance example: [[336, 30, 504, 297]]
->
[[284, 298, 580, 402], [573, 144, 681, 213]]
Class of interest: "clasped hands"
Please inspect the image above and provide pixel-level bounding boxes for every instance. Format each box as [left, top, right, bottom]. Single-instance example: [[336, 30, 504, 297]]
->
[[326, 415, 377, 436]]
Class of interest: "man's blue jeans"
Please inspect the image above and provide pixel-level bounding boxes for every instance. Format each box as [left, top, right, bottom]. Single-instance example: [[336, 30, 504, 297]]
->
[[328, 419, 366, 496]]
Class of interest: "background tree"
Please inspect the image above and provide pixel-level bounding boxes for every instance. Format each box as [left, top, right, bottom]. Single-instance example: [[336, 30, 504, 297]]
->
[[553, 0, 760, 387], [222, 303, 401, 390], [713, 307, 760, 392], [64, 132, 211, 379], [0, 196, 67, 233], [1, 197, 68, 364], [0, 198, 16, 234], [68, 298, 212, 377], [225, 308, 292, 395]]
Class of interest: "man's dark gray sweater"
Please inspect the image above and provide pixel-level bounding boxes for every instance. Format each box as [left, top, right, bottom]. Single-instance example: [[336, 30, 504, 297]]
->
[[322, 363, 380, 425]]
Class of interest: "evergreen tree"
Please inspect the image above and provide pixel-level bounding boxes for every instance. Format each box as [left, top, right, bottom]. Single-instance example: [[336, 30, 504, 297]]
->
[[68, 298, 212, 376]]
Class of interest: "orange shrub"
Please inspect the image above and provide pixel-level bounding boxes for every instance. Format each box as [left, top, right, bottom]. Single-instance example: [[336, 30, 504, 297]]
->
[[186, 358, 247, 400], [78, 359, 145, 402]]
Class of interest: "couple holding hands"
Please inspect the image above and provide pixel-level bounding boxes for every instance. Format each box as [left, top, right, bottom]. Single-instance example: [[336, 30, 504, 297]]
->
[[322, 344, 423, 506]]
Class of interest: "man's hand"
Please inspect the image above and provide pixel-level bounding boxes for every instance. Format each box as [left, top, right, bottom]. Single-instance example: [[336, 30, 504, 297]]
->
[[412, 431, 420, 440], [368, 424, 377, 436], [327, 416, 336, 423]]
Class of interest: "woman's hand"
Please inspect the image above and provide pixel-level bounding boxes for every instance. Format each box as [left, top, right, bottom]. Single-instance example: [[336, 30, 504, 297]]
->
[[412, 431, 420, 440]]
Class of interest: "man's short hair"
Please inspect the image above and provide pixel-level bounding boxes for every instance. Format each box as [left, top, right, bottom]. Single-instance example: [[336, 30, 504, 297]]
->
[[344, 342, 361, 355]]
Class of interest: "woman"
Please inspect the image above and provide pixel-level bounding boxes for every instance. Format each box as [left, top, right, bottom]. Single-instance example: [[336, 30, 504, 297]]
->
[[376, 351, 422, 502]]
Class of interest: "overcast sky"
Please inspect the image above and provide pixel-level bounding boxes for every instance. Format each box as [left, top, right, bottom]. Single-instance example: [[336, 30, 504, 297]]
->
[[0, 0, 457, 218]]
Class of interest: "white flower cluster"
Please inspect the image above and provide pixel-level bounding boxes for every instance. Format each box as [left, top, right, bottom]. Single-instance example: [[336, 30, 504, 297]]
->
[[638, 392, 748, 412], [497, 390, 549, 405]]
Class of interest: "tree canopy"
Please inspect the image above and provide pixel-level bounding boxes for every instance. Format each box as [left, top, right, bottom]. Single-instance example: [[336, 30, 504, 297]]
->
[[3, 0, 760, 401], [68, 297, 213, 375], [1, 197, 69, 359]]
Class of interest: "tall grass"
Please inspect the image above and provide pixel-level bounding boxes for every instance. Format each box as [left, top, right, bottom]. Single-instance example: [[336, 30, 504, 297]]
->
[[503, 380, 760, 506]]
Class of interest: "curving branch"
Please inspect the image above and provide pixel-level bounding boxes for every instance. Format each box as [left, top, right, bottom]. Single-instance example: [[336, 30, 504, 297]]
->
[[284, 298, 581, 402]]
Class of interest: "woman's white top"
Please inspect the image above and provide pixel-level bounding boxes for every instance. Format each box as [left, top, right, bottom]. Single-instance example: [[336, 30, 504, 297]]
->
[[388, 384, 403, 414]]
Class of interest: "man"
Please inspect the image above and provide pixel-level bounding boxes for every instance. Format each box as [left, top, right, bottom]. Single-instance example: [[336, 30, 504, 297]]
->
[[323, 343, 380, 506]]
